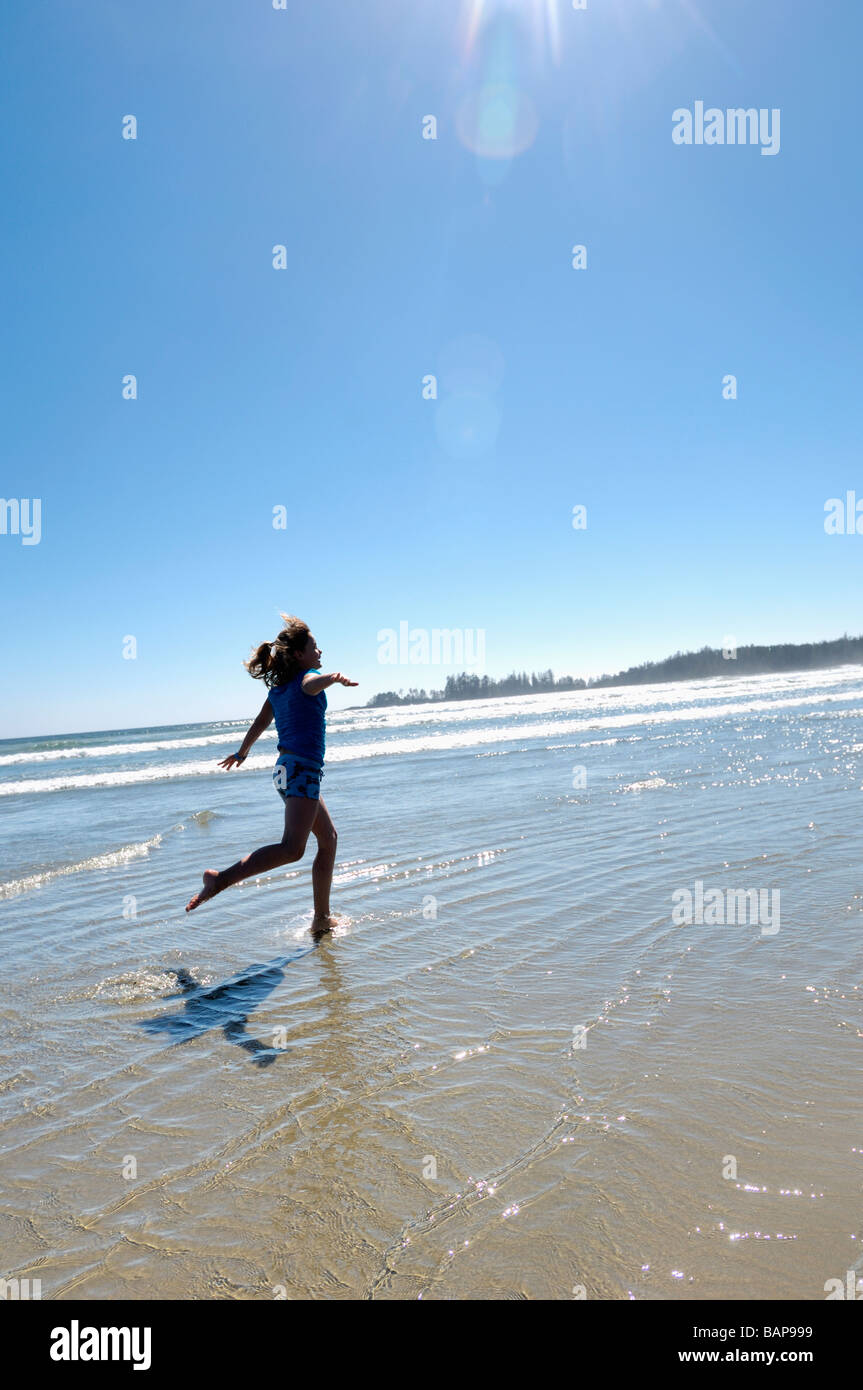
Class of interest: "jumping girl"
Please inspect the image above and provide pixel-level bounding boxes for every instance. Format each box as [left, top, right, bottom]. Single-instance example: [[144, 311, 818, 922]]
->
[[185, 615, 357, 928]]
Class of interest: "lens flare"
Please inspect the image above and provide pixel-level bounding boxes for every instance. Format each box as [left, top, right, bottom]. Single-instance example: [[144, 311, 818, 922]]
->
[[456, 83, 539, 159], [456, 3, 545, 162], [462, 0, 563, 67]]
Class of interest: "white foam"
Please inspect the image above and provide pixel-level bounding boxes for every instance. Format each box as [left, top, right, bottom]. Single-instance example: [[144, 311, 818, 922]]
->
[[2, 671, 861, 797], [0, 728, 265, 766], [5, 665, 861, 767], [0, 833, 163, 898]]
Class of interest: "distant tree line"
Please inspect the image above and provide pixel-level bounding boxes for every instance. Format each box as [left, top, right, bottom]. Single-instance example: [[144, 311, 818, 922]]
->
[[365, 634, 863, 707], [366, 669, 583, 707]]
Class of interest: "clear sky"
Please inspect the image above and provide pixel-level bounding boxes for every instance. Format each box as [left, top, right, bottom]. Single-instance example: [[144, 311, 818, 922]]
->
[[2, 0, 861, 737]]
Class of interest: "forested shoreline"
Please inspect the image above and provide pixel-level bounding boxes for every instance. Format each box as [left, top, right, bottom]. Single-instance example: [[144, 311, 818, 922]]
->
[[365, 634, 863, 707]]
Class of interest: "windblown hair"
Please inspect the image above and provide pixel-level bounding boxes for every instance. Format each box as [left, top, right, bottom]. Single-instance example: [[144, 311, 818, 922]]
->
[[246, 614, 310, 688]]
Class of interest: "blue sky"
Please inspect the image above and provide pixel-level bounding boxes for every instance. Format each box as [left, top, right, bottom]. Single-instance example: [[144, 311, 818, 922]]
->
[[2, 0, 861, 737]]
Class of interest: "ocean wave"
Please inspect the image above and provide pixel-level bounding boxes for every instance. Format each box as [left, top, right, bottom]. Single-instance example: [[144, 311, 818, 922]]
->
[[0, 729, 271, 766], [4, 667, 861, 768], [331, 664, 863, 726], [0, 811, 218, 896], [578, 736, 642, 748], [0, 833, 164, 898], [3, 682, 862, 797]]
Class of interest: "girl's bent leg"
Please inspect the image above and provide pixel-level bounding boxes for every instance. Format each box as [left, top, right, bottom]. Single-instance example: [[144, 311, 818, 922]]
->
[[185, 797, 320, 911]]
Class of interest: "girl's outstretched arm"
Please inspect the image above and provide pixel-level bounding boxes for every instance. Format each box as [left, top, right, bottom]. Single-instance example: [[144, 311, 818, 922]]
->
[[302, 671, 358, 695], [218, 697, 274, 769]]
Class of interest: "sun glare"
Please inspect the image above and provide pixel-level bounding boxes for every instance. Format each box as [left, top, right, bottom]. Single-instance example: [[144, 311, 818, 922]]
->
[[463, 0, 563, 66]]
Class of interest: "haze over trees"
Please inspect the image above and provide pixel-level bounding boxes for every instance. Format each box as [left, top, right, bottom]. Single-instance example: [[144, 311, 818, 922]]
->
[[365, 634, 863, 707]]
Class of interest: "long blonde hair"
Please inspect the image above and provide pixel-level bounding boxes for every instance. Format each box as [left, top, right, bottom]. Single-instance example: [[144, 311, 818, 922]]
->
[[245, 614, 310, 688]]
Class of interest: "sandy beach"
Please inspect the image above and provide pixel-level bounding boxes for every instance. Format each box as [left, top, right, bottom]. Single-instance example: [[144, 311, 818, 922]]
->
[[1, 668, 861, 1299]]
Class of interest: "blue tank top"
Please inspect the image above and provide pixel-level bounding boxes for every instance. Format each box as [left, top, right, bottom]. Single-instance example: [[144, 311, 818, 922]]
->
[[268, 670, 326, 767]]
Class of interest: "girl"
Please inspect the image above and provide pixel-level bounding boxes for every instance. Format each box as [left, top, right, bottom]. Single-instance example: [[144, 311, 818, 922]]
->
[[185, 615, 357, 929]]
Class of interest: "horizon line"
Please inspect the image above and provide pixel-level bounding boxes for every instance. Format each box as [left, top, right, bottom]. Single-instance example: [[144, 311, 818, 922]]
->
[[4, 635, 862, 746]]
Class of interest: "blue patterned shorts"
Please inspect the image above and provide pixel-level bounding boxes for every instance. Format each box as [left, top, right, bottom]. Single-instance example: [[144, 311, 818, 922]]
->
[[273, 752, 323, 802]]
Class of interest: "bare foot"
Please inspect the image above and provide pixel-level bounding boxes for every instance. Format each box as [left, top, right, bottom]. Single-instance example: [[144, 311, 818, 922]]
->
[[186, 869, 222, 912], [311, 912, 337, 937]]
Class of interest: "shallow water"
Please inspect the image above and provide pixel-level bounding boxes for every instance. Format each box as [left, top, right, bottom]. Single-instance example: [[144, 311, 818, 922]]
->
[[1, 668, 861, 1299]]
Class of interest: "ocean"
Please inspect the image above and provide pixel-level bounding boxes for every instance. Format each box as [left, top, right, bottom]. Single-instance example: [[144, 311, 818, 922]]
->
[[1, 666, 861, 1300]]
